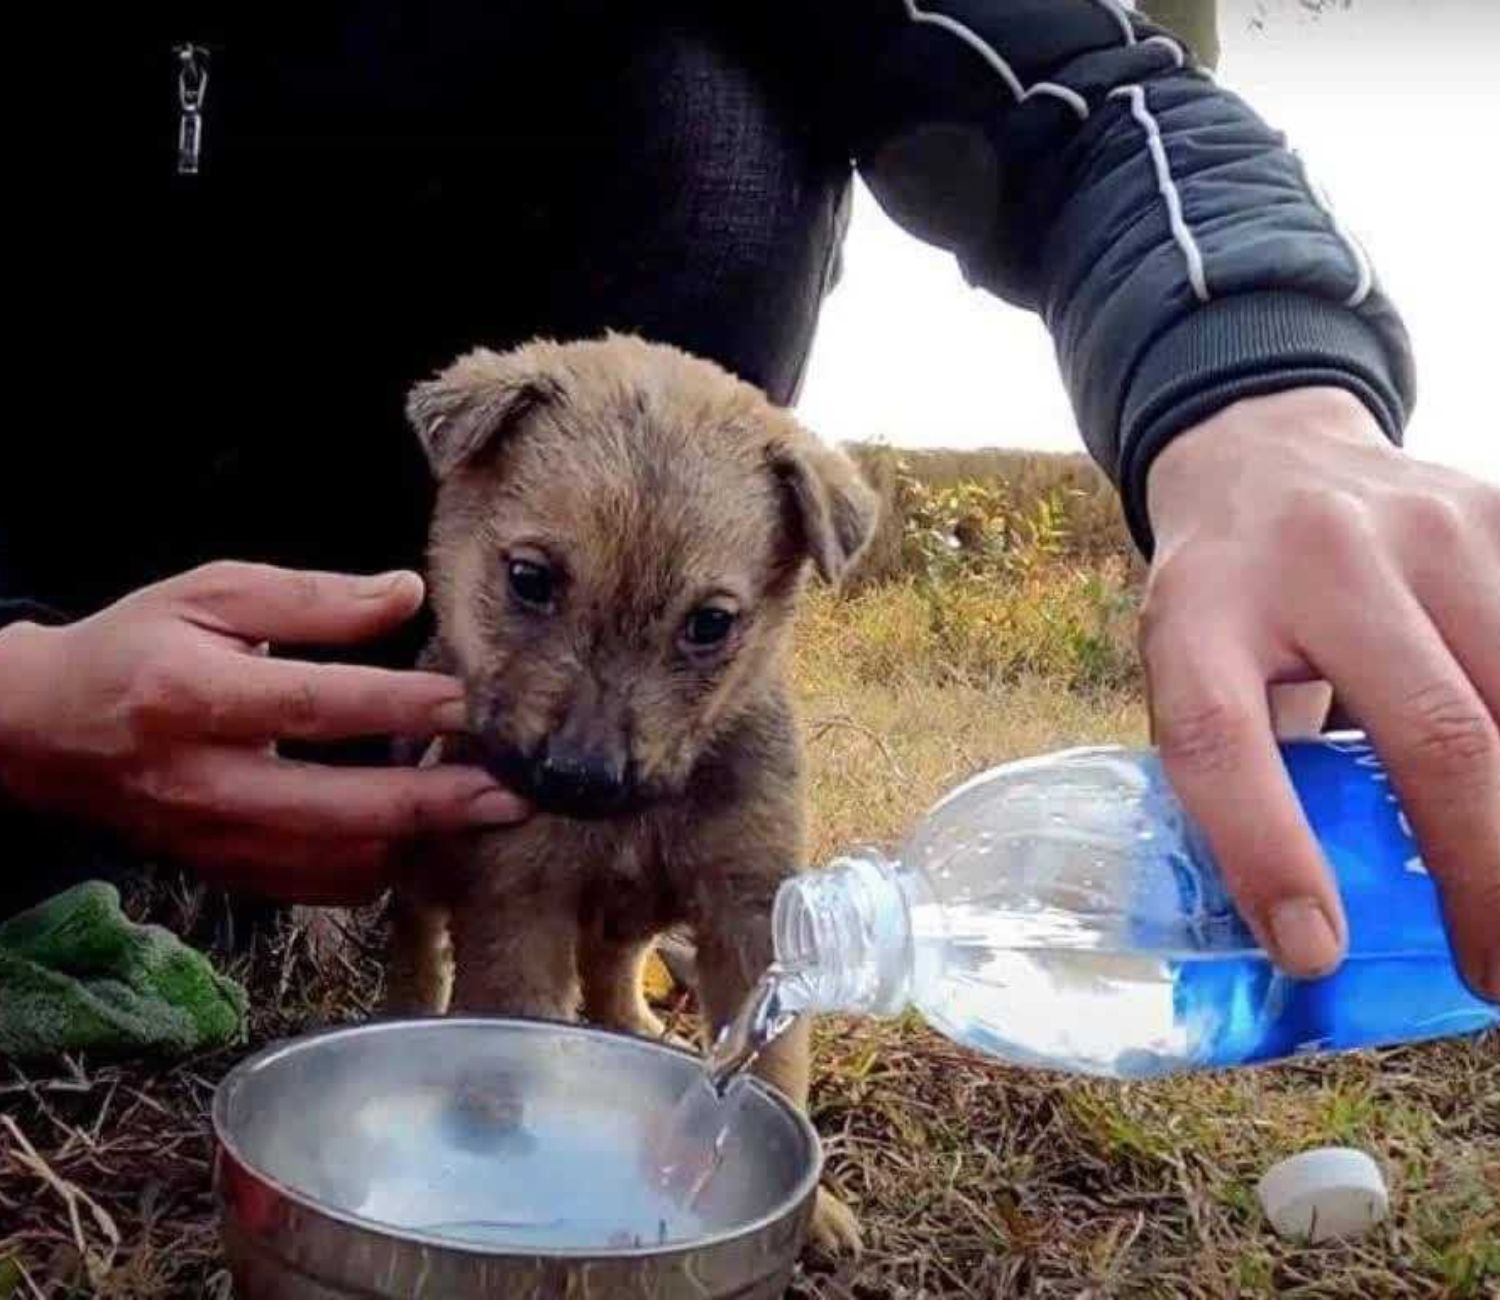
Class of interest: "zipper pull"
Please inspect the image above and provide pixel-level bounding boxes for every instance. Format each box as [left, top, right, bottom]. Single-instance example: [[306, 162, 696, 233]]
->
[[175, 43, 210, 176]]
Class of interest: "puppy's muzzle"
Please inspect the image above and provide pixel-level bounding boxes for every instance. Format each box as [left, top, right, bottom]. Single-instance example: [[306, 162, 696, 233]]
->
[[475, 697, 641, 819], [527, 738, 633, 819]]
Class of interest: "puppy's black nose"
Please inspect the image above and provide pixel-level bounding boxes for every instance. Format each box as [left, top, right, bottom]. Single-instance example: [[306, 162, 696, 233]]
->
[[531, 740, 628, 816]]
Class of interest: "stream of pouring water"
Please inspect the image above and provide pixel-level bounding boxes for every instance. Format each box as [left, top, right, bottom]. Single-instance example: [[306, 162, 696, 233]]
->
[[650, 964, 808, 1211], [706, 963, 808, 1095]]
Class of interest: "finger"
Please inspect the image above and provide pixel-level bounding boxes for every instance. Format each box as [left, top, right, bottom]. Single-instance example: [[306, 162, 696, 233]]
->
[[1404, 527, 1500, 725], [1268, 681, 1334, 740], [168, 561, 426, 645], [1301, 562, 1500, 1002], [177, 830, 395, 907], [1144, 622, 1347, 978], [192, 657, 468, 741], [191, 750, 530, 838]]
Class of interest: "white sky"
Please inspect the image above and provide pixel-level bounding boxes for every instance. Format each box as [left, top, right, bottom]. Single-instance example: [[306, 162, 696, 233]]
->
[[798, 0, 1500, 485]]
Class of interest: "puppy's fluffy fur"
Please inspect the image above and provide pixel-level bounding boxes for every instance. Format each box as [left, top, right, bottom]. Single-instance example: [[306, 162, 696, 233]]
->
[[386, 334, 877, 1249]]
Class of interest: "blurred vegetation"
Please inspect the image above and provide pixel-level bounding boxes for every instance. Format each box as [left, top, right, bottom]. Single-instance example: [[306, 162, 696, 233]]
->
[[1141, 0, 1221, 68], [820, 446, 1144, 697]]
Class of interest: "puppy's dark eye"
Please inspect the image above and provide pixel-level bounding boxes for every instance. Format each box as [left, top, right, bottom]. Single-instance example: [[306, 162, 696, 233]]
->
[[682, 606, 736, 651], [507, 558, 556, 611]]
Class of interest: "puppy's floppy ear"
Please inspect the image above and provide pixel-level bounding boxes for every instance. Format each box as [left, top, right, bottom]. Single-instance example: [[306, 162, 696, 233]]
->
[[768, 419, 880, 585], [406, 345, 563, 477]]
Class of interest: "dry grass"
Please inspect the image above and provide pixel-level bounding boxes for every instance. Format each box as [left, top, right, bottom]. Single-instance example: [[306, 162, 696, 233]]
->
[[786, 596, 1498, 1298], [5, 917, 1493, 1298], [3, 452, 1497, 1297], [796, 1020, 1498, 1298], [0, 901, 389, 1298], [793, 591, 1147, 861]]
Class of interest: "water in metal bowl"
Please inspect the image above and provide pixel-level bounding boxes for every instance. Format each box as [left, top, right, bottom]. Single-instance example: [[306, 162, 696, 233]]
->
[[213, 1018, 820, 1299]]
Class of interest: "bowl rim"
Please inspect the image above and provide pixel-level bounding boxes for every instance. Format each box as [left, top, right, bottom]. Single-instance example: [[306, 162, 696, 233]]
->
[[210, 1015, 824, 1260]]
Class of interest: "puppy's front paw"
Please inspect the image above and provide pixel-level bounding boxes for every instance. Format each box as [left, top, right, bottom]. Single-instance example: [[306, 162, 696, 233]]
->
[[808, 1185, 862, 1256], [618, 1006, 669, 1040]]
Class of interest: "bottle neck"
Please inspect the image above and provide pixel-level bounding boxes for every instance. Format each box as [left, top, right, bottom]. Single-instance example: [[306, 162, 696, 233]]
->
[[771, 854, 915, 1016]]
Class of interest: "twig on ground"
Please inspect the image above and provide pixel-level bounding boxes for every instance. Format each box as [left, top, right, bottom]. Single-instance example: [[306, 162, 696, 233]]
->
[[808, 713, 907, 782], [2, 1114, 121, 1287]]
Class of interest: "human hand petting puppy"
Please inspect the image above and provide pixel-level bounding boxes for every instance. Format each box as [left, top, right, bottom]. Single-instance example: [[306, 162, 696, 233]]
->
[[1144, 387, 1500, 1001], [0, 561, 527, 904]]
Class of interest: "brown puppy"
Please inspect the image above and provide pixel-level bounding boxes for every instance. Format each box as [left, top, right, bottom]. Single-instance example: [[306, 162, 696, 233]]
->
[[385, 334, 876, 1251]]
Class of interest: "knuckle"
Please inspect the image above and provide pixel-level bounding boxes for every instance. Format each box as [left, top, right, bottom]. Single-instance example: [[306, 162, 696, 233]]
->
[[125, 660, 197, 729], [183, 559, 258, 597], [1399, 681, 1498, 775], [392, 788, 433, 835], [1280, 489, 1373, 569], [1139, 560, 1212, 654], [1135, 597, 1173, 661], [1142, 553, 1200, 608], [1155, 695, 1255, 778], [288, 569, 324, 609], [131, 762, 215, 813], [277, 678, 324, 732], [1472, 482, 1500, 534], [1401, 491, 1468, 549]]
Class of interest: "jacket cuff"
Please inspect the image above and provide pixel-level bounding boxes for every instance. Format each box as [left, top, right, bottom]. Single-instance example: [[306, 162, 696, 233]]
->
[[0, 600, 68, 634], [1118, 291, 1408, 556]]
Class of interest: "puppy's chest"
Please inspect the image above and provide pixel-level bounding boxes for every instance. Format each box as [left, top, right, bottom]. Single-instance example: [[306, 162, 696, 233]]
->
[[464, 816, 683, 934], [576, 825, 681, 939]]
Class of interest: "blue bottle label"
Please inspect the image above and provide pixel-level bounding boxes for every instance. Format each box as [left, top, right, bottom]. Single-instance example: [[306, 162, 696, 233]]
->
[[1160, 737, 1497, 1068]]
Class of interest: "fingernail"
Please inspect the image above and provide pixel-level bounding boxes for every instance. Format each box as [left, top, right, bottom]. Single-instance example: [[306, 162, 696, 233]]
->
[[468, 788, 529, 825], [359, 570, 422, 599], [432, 699, 469, 732], [1268, 898, 1344, 978]]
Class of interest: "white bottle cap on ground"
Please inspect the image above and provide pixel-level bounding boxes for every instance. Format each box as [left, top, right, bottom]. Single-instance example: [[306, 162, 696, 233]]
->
[[1257, 1147, 1389, 1243]]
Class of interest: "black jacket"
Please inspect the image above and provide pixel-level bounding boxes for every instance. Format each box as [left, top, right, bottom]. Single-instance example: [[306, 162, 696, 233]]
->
[[0, 1, 1414, 632]]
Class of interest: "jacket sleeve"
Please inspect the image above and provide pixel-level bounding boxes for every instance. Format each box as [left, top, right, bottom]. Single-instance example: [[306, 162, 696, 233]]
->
[[0, 519, 66, 635], [0, 601, 61, 633], [792, 0, 1416, 553]]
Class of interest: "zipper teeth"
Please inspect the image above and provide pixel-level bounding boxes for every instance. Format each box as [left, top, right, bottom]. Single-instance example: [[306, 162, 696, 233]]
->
[[174, 42, 210, 177], [176, 42, 209, 104]]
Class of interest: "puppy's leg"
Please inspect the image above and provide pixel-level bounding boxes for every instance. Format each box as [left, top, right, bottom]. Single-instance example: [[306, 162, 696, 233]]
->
[[448, 891, 582, 1022], [693, 904, 863, 1256], [579, 936, 667, 1039], [692, 923, 807, 1098], [384, 892, 452, 1016], [385, 734, 459, 1016]]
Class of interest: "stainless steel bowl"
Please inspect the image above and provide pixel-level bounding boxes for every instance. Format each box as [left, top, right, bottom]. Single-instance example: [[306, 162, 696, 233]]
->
[[212, 1018, 820, 1299]]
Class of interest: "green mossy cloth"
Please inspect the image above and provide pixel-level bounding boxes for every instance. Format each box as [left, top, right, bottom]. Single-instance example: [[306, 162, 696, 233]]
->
[[0, 881, 247, 1059]]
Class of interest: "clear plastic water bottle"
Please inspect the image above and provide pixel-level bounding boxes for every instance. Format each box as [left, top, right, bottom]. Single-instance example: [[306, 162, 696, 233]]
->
[[771, 735, 1498, 1078]]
